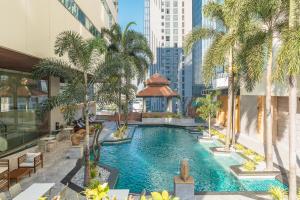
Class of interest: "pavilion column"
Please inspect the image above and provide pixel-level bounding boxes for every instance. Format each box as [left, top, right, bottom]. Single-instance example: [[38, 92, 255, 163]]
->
[[143, 98, 147, 112], [167, 97, 172, 113]]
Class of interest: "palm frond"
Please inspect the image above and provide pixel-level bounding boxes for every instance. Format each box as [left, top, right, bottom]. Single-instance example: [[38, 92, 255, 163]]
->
[[204, 2, 225, 24], [184, 28, 219, 53], [54, 31, 86, 67], [275, 27, 300, 83], [238, 30, 267, 91], [32, 58, 74, 80]]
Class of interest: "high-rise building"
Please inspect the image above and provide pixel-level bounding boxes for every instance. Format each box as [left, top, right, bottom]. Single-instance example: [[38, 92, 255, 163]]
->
[[0, 0, 118, 156], [144, 0, 192, 112], [191, 0, 226, 97]]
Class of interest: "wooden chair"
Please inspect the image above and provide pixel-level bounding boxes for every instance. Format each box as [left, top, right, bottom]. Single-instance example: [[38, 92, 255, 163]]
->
[[18, 153, 43, 173], [0, 159, 9, 192]]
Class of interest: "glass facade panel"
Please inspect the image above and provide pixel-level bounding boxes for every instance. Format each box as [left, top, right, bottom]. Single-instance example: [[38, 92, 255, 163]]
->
[[0, 70, 49, 156]]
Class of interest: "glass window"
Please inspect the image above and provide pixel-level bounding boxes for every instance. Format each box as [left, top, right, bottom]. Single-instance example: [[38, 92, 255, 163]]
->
[[0, 70, 49, 156]]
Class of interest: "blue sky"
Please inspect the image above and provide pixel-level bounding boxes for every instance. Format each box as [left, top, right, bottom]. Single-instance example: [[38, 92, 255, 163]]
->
[[118, 0, 144, 33]]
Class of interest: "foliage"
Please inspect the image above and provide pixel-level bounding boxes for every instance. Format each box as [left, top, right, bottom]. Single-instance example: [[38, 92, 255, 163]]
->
[[90, 167, 97, 179], [84, 183, 110, 200], [100, 22, 153, 125], [197, 126, 205, 132], [60, 104, 77, 125], [114, 125, 128, 139], [141, 190, 179, 200], [195, 92, 221, 121], [268, 186, 287, 200], [88, 179, 101, 190], [274, 27, 300, 83], [243, 149, 255, 156], [32, 31, 107, 186], [234, 144, 245, 151], [253, 154, 265, 163], [242, 160, 256, 171]]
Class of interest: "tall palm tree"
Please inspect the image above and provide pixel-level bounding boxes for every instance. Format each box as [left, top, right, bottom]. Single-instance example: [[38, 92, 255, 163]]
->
[[101, 22, 153, 125], [275, 0, 300, 198], [239, 0, 288, 171], [184, 0, 254, 150], [32, 31, 106, 186]]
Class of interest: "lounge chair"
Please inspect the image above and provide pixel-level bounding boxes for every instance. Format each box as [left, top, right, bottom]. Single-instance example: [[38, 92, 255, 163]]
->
[[18, 153, 43, 173], [9, 183, 22, 198]]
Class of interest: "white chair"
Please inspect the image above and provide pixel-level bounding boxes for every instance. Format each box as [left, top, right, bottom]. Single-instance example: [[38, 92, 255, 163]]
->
[[0, 192, 7, 200], [9, 183, 22, 198]]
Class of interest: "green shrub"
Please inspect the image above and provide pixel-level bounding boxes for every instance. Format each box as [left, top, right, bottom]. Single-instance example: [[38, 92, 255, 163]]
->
[[90, 168, 97, 179], [242, 160, 256, 171], [88, 179, 101, 189], [269, 186, 286, 200], [114, 125, 128, 139]]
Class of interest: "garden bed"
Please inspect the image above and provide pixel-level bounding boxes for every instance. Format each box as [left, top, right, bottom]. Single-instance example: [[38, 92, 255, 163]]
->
[[61, 159, 119, 192]]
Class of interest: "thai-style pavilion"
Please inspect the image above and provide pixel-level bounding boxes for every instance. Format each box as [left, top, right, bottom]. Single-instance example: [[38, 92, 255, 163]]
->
[[136, 73, 179, 112]]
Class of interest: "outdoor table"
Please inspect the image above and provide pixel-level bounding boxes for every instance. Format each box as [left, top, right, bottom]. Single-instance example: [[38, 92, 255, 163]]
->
[[40, 136, 56, 141], [13, 183, 55, 200]]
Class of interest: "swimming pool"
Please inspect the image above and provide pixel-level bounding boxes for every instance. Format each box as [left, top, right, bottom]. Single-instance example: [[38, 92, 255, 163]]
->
[[100, 126, 286, 193]]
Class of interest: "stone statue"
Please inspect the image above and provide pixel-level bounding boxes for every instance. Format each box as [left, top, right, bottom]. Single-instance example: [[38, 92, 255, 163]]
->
[[180, 159, 189, 182]]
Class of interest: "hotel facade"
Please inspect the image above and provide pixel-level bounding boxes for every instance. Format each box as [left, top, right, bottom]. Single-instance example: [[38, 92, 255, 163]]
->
[[0, 0, 118, 156]]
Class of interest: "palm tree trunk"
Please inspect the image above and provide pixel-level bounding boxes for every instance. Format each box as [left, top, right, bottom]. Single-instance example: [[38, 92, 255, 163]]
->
[[288, 1, 298, 199], [265, 44, 273, 171], [231, 94, 236, 146], [288, 75, 297, 200], [208, 113, 211, 138], [83, 72, 90, 186], [225, 47, 233, 150]]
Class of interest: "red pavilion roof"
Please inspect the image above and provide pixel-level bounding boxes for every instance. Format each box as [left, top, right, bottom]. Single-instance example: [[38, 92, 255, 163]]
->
[[137, 73, 179, 97], [145, 73, 170, 86]]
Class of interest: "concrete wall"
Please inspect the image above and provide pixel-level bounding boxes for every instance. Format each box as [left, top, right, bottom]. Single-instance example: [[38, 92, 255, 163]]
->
[[0, 0, 117, 59], [238, 95, 300, 175]]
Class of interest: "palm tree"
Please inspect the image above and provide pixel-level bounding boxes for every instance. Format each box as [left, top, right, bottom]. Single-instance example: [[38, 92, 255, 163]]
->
[[101, 22, 153, 125], [195, 91, 221, 137], [239, 0, 289, 171], [275, 0, 300, 198], [184, 0, 253, 150], [32, 31, 106, 186]]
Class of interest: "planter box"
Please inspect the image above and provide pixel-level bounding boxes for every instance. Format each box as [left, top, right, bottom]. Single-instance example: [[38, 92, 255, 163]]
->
[[230, 165, 280, 179]]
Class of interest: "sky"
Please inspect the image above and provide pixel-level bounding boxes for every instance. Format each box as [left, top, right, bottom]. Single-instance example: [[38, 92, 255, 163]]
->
[[118, 0, 144, 33]]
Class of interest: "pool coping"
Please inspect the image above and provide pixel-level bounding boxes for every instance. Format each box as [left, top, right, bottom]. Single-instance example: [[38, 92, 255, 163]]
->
[[61, 159, 119, 193], [230, 165, 280, 179]]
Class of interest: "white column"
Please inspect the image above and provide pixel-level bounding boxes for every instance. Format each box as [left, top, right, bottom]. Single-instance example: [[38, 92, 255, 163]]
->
[[143, 98, 147, 112], [167, 97, 172, 113], [49, 76, 64, 131]]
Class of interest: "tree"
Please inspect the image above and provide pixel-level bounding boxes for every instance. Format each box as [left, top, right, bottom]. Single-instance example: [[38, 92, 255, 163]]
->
[[101, 22, 153, 125], [32, 31, 106, 186], [195, 92, 221, 137], [184, 0, 254, 150], [274, 0, 300, 198], [238, 0, 289, 171]]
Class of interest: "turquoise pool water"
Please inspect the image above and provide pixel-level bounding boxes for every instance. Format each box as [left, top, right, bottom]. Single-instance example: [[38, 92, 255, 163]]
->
[[100, 126, 286, 193]]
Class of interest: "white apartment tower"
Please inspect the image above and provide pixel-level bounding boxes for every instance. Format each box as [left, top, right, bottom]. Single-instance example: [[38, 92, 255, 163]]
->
[[144, 0, 192, 112]]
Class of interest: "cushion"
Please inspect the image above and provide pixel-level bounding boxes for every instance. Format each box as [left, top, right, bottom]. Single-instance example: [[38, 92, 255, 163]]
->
[[19, 162, 34, 167], [25, 153, 41, 163]]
